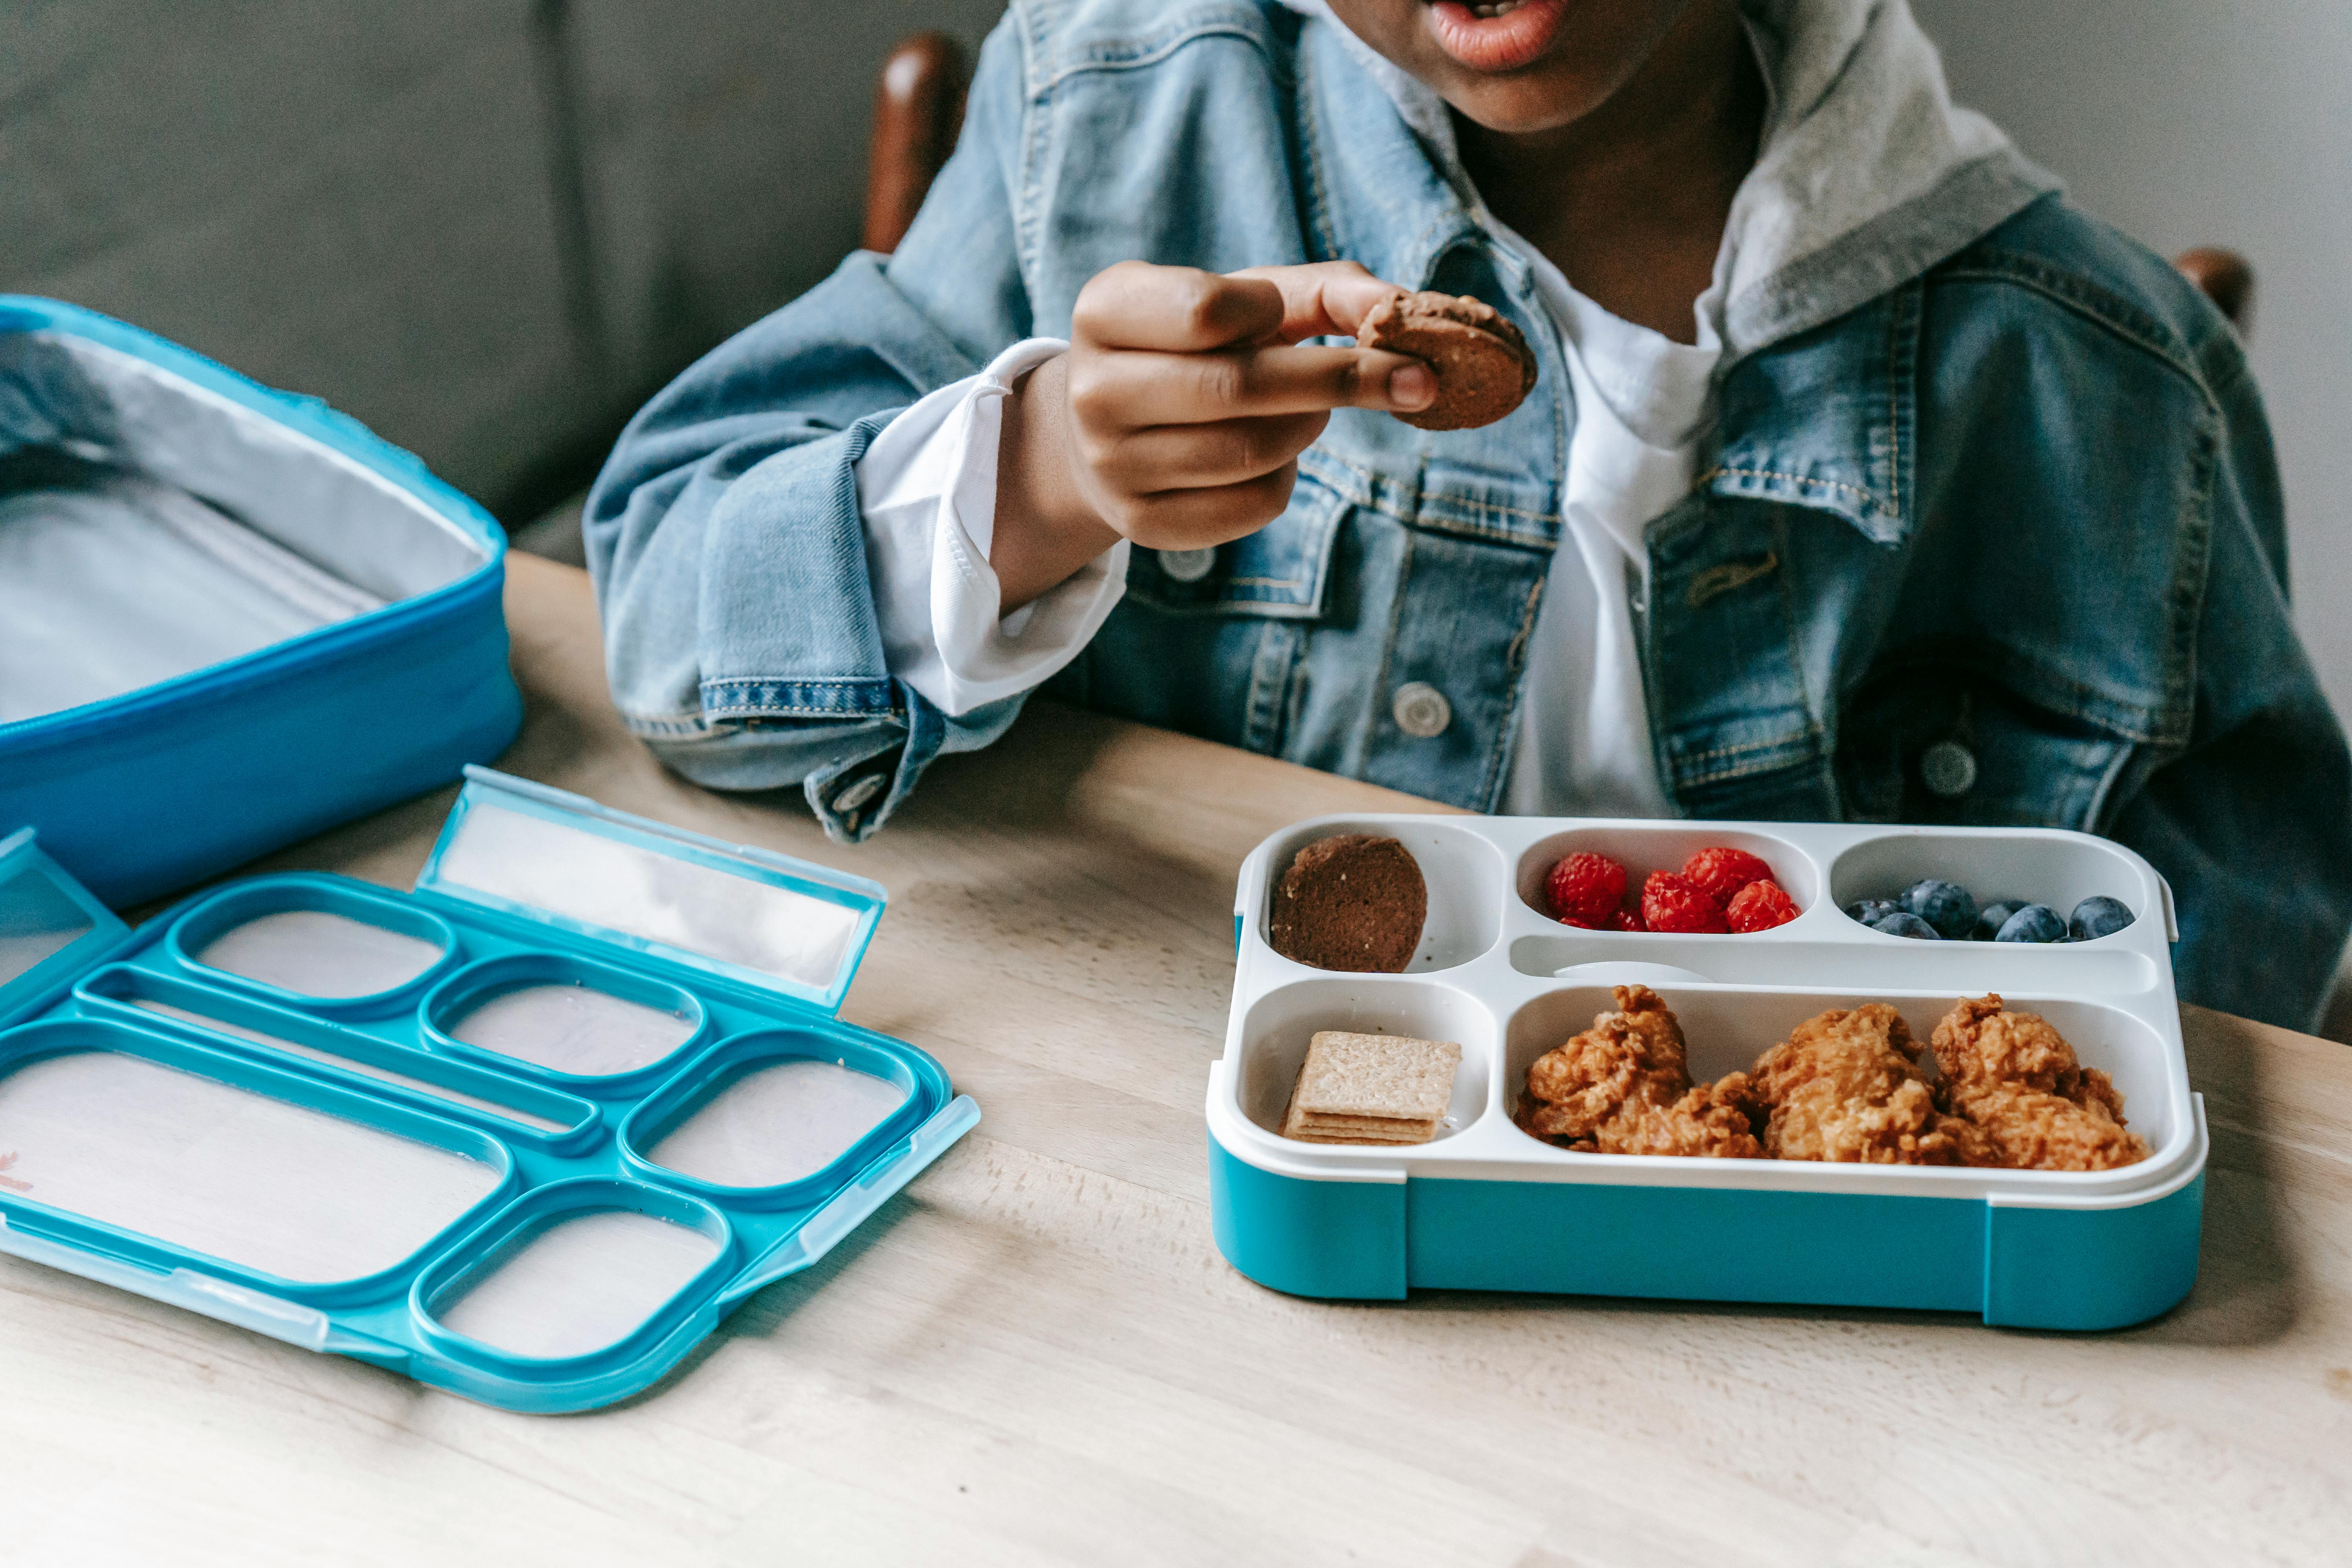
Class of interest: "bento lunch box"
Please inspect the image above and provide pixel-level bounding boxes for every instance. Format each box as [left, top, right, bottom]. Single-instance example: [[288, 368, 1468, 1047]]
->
[[0, 296, 521, 907], [0, 768, 977, 1412], [1207, 815, 2205, 1331]]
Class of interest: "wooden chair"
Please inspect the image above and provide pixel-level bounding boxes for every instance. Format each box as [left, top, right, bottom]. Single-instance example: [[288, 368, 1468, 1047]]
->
[[864, 33, 969, 254], [859, 34, 2256, 335], [2174, 246, 2254, 334]]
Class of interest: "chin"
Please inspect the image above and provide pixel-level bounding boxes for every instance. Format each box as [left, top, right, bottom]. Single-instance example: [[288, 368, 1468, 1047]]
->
[[1331, 0, 1685, 134]]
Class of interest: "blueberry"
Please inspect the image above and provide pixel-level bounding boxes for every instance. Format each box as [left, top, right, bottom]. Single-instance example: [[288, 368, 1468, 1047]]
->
[[2070, 896, 2135, 941], [1972, 900, 2024, 941], [1902, 878, 1978, 940], [1845, 898, 1902, 927], [1995, 904, 2067, 943], [1872, 911, 1941, 940]]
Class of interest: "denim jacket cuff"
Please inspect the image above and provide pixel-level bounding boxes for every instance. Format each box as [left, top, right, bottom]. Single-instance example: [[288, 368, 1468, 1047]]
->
[[802, 681, 948, 843]]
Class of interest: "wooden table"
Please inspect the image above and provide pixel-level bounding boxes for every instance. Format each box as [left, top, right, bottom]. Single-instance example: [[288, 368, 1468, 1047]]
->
[[6, 555, 2349, 1566]]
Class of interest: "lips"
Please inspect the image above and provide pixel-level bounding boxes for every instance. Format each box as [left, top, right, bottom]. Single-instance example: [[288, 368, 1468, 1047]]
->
[[1423, 0, 1572, 73]]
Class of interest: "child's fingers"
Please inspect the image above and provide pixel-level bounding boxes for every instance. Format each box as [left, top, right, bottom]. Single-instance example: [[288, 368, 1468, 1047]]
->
[[1114, 465, 1301, 552], [1073, 262, 1286, 352], [1095, 411, 1330, 493], [1227, 260, 1413, 342], [1073, 343, 1434, 432]]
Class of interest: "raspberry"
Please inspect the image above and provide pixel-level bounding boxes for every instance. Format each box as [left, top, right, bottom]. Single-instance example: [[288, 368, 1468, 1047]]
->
[[1725, 879, 1799, 932], [1610, 902, 1647, 932], [1682, 846, 1774, 909], [1641, 871, 1728, 934], [1545, 851, 1627, 927]]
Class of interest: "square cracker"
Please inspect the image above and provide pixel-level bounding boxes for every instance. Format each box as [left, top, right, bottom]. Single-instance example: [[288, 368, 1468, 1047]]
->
[[1291, 1031, 1461, 1122], [1285, 1127, 1431, 1146], [1280, 1100, 1438, 1145], [1294, 1112, 1440, 1135]]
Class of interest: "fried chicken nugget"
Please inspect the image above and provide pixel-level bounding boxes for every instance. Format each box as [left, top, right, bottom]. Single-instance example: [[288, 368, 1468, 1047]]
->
[[1517, 985, 1765, 1158], [1928, 994, 2148, 1171], [1745, 1004, 1987, 1165]]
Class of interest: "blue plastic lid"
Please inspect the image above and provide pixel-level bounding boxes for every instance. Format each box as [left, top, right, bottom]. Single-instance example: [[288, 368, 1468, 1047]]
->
[[415, 769, 886, 1014], [0, 828, 129, 1025]]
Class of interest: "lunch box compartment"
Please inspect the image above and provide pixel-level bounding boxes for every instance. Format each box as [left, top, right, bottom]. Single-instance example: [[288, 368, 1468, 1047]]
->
[[77, 965, 594, 1139], [1498, 984, 2187, 1162], [1256, 817, 1507, 972], [1506, 931, 2162, 994], [0, 1018, 508, 1289], [1232, 977, 1494, 1145], [1829, 829, 2164, 942], [416, 1180, 730, 1366], [171, 879, 457, 1010], [424, 953, 705, 1083], [622, 1030, 926, 1200], [1514, 824, 1819, 927]]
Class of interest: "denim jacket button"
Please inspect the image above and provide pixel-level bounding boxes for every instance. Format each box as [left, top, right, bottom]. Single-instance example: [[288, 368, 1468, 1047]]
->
[[1159, 546, 1217, 583], [829, 772, 887, 813], [1920, 739, 1978, 798], [1392, 682, 1452, 738]]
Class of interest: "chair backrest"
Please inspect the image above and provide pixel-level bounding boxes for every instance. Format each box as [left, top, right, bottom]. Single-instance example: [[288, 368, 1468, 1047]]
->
[[2174, 247, 2254, 334], [864, 33, 969, 255]]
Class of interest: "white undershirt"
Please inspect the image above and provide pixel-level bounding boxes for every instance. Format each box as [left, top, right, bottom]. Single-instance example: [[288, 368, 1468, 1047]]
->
[[1499, 237, 1722, 817], [855, 338, 1125, 717], [852, 267, 1718, 816]]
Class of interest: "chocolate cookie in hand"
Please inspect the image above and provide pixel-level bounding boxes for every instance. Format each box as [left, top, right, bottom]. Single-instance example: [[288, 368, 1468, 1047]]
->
[[1357, 290, 1538, 431], [1267, 833, 1427, 973]]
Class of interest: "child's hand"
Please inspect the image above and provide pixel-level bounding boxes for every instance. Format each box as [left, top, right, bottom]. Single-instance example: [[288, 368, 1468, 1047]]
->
[[992, 261, 1433, 610]]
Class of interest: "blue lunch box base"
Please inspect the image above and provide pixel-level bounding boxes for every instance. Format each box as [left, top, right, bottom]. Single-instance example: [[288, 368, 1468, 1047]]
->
[[1211, 814, 2205, 1332], [0, 769, 978, 1413], [1208, 1123, 2206, 1330]]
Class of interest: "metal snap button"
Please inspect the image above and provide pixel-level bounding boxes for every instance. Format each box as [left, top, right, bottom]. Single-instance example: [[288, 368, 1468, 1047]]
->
[[1159, 546, 1216, 583], [829, 772, 887, 814], [1920, 739, 1978, 798], [1392, 682, 1452, 739]]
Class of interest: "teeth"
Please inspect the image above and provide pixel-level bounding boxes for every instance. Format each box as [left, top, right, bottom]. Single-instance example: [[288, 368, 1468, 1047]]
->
[[1467, 1, 1526, 16]]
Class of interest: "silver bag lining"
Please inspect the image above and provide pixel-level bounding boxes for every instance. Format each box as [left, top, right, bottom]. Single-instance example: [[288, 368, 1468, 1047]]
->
[[0, 331, 488, 724]]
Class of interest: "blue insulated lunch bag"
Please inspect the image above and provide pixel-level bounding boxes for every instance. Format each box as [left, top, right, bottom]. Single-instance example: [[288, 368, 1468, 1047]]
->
[[0, 298, 523, 906]]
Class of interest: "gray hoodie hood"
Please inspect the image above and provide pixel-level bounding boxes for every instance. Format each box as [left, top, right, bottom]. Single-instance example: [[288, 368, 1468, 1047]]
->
[[1274, 0, 2058, 355]]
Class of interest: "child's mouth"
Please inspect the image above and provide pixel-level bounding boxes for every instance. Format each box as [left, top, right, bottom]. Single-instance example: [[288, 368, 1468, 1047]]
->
[[1422, 0, 1572, 73]]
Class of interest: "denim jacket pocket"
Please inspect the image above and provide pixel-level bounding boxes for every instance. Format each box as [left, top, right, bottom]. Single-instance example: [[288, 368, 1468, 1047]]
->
[[1837, 662, 2145, 831], [1121, 466, 1347, 618]]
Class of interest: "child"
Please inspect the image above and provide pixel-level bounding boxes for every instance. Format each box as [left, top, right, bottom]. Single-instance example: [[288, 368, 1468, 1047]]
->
[[585, 0, 2352, 1030]]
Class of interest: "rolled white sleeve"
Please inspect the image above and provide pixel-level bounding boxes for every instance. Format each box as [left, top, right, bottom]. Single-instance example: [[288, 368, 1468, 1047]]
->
[[854, 338, 1129, 717]]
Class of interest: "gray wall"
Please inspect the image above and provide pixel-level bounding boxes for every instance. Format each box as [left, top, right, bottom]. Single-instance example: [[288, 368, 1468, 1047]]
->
[[1911, 0, 2352, 726], [3, 0, 1007, 517]]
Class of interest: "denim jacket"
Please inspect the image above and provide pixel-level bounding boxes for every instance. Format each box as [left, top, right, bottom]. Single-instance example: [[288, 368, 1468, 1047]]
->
[[587, 2, 2352, 1028]]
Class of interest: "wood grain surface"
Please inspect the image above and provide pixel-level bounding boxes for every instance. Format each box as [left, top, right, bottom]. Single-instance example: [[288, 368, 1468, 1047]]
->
[[4, 554, 2348, 1567]]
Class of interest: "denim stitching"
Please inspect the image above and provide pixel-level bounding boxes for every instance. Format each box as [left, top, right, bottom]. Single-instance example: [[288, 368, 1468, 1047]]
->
[[1886, 279, 1923, 521], [1034, 14, 1282, 93], [701, 677, 897, 719], [1482, 571, 1548, 807], [1303, 446, 1563, 537], [1773, 510, 1827, 770], [1856, 647, 2177, 745], [1293, 17, 1341, 262], [1697, 464, 1883, 509], [1935, 254, 2203, 388], [1670, 724, 1823, 766]]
